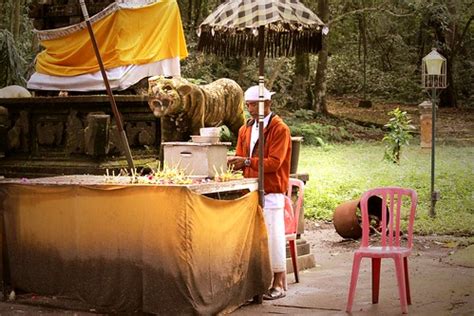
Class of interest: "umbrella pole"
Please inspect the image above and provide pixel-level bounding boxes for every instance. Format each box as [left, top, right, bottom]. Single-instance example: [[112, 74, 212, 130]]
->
[[79, 0, 135, 170], [258, 25, 265, 208]]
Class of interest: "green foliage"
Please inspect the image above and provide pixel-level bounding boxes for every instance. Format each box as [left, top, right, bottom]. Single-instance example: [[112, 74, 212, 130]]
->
[[283, 109, 383, 147], [0, 29, 27, 86], [299, 143, 474, 235], [322, 0, 473, 106], [219, 125, 235, 144], [382, 108, 415, 164], [326, 54, 422, 103], [325, 54, 361, 95], [289, 122, 353, 146], [293, 109, 316, 120], [0, 1, 36, 87]]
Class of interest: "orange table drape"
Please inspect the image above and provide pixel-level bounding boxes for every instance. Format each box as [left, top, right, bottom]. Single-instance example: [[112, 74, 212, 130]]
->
[[0, 183, 271, 314]]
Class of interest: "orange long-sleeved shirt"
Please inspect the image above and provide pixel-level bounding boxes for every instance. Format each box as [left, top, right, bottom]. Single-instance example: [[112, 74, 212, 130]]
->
[[235, 114, 292, 194]]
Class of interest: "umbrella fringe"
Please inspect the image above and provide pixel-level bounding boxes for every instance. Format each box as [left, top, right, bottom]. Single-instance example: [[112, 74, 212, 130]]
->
[[197, 30, 322, 58]]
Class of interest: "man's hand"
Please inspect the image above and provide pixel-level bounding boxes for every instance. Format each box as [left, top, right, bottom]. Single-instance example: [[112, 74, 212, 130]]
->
[[227, 156, 246, 170]]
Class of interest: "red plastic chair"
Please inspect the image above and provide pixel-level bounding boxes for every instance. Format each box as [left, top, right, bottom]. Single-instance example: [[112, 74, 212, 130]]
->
[[284, 178, 305, 284], [346, 187, 418, 314]]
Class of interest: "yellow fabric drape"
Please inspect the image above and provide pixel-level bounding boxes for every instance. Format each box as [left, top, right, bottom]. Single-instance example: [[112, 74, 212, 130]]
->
[[0, 183, 271, 314], [35, 0, 188, 77]]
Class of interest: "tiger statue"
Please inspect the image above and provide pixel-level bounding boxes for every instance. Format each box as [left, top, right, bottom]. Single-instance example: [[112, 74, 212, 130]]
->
[[148, 76, 245, 142]]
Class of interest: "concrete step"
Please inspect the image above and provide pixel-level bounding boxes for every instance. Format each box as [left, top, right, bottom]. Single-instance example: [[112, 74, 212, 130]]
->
[[285, 238, 316, 273], [286, 253, 316, 274]]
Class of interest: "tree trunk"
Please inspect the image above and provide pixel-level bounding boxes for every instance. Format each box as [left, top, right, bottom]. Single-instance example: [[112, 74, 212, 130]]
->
[[0, 0, 6, 28], [237, 57, 246, 84], [312, 0, 329, 114], [439, 54, 456, 108], [431, 3, 457, 108], [193, 0, 203, 28], [292, 52, 311, 110], [359, 11, 368, 101], [439, 1, 457, 108], [187, 0, 193, 27], [10, 0, 22, 39], [267, 58, 286, 91], [416, 19, 426, 66]]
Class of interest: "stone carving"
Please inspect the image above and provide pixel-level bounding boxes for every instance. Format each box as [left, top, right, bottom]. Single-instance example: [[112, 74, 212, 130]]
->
[[138, 129, 154, 146], [84, 113, 110, 156], [108, 123, 122, 155], [125, 121, 156, 146], [65, 110, 85, 154], [7, 111, 29, 152], [148, 77, 245, 142], [36, 121, 64, 146], [0, 96, 160, 177]]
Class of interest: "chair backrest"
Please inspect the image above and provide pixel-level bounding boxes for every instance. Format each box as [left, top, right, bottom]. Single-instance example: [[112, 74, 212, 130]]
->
[[359, 187, 417, 249], [284, 178, 305, 235]]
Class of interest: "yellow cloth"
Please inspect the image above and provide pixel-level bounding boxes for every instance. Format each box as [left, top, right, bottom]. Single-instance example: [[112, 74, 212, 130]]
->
[[0, 183, 271, 314], [36, 0, 188, 77]]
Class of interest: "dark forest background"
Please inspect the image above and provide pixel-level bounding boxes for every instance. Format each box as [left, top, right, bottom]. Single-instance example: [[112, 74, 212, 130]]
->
[[1, 0, 473, 112]]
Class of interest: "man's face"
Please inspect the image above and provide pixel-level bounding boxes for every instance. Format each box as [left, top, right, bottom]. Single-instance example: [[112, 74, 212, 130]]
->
[[246, 100, 270, 119]]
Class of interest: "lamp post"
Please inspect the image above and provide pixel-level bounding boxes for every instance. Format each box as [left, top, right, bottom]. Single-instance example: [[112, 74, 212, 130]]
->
[[421, 48, 447, 217]]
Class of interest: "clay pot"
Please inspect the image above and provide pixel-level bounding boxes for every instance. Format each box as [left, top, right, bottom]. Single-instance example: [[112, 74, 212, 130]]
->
[[333, 199, 362, 239], [333, 196, 389, 240]]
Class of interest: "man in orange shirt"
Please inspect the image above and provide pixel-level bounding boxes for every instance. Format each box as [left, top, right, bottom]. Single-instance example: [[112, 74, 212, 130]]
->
[[228, 85, 292, 300]]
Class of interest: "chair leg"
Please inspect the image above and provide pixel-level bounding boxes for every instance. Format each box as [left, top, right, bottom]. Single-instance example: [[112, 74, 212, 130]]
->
[[289, 239, 299, 283], [394, 256, 408, 314], [371, 258, 381, 304], [404, 257, 411, 305], [346, 254, 362, 313]]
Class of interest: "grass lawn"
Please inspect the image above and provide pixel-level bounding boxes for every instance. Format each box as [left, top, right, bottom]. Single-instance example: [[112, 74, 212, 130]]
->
[[298, 142, 474, 236]]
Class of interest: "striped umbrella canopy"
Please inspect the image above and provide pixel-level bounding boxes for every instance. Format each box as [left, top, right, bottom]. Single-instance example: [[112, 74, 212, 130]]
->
[[197, 0, 325, 58]]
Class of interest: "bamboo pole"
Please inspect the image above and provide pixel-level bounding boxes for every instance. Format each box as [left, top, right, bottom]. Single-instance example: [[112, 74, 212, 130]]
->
[[257, 25, 265, 208]]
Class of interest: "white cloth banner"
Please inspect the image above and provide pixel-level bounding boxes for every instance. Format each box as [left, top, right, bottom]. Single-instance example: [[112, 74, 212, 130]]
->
[[27, 57, 180, 91]]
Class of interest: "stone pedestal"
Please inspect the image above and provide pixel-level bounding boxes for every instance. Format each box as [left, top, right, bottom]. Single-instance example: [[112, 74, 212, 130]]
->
[[290, 136, 303, 174]]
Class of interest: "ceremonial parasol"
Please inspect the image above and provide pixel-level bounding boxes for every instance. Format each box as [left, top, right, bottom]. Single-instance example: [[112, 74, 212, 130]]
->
[[198, 0, 326, 206]]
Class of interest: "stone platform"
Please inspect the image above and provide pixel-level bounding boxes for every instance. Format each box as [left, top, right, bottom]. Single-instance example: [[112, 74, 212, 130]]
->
[[0, 95, 158, 177]]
